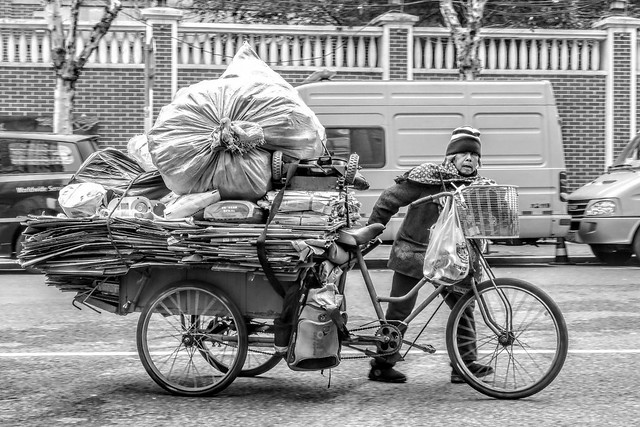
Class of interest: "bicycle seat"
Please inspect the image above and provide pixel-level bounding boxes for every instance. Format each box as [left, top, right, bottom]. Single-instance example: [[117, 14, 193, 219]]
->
[[336, 223, 385, 247]]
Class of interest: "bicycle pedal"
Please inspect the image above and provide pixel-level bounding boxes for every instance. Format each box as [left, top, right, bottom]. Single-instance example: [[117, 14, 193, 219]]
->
[[403, 341, 436, 354]]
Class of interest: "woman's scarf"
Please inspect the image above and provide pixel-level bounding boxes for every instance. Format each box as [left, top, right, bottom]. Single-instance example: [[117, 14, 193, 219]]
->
[[404, 161, 488, 185]]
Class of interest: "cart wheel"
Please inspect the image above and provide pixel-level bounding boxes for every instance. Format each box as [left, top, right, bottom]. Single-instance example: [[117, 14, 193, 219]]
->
[[136, 282, 248, 397], [344, 153, 359, 185], [272, 151, 284, 182], [446, 278, 568, 400], [202, 319, 283, 377]]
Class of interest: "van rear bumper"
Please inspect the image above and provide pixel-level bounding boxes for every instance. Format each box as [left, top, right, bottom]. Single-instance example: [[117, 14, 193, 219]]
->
[[569, 217, 640, 245]]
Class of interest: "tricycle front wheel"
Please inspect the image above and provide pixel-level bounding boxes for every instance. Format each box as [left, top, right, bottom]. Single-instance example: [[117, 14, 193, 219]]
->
[[136, 281, 248, 397]]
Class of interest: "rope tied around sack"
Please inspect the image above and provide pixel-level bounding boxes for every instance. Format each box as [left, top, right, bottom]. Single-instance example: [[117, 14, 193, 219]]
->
[[210, 117, 266, 155]]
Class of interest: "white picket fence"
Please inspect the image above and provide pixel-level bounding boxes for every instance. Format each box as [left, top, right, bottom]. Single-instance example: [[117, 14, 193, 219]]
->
[[0, 19, 613, 72]]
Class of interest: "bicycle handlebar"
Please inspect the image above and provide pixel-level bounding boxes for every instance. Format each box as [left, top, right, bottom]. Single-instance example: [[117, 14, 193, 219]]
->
[[409, 191, 453, 209]]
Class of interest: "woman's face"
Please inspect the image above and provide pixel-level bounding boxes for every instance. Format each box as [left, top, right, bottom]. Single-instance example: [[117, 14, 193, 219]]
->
[[453, 152, 480, 176]]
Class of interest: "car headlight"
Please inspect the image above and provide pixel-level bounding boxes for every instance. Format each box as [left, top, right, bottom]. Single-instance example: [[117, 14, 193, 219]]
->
[[585, 200, 617, 216]]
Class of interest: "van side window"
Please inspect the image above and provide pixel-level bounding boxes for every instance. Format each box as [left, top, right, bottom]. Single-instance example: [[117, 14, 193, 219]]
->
[[0, 139, 80, 174], [325, 127, 385, 168]]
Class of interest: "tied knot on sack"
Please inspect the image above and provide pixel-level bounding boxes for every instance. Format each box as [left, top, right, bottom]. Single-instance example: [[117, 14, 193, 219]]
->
[[211, 117, 266, 155]]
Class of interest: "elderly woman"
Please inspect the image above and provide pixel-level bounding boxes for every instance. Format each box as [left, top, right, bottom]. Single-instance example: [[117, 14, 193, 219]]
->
[[367, 126, 494, 384]]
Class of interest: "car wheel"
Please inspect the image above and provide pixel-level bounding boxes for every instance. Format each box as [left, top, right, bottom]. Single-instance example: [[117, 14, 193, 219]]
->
[[590, 244, 632, 265], [632, 229, 640, 264]]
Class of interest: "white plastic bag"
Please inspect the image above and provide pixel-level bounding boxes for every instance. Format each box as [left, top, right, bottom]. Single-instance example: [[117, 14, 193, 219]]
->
[[423, 197, 470, 285], [148, 42, 326, 196], [127, 134, 156, 172], [58, 183, 107, 218]]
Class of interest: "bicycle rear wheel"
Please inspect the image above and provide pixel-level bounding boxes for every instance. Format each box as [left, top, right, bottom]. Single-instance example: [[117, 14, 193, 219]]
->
[[446, 278, 568, 399], [137, 282, 248, 396]]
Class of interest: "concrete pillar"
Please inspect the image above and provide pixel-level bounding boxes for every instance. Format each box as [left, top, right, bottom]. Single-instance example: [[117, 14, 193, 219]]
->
[[593, 15, 640, 167], [373, 12, 418, 81], [140, 6, 183, 131]]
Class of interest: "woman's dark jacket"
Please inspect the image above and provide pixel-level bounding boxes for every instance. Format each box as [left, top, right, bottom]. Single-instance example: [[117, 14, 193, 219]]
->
[[367, 173, 474, 279]]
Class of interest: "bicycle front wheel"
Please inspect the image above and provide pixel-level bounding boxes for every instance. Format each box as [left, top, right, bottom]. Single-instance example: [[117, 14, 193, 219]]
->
[[446, 278, 568, 399]]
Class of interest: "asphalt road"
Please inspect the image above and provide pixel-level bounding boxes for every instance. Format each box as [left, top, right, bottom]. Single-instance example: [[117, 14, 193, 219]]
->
[[1, 263, 639, 426]]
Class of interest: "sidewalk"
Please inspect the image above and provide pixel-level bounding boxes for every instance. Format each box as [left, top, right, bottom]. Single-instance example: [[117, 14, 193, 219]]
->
[[365, 239, 597, 269]]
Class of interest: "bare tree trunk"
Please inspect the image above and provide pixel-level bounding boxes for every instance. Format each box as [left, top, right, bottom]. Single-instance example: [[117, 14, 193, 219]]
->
[[44, 0, 122, 134], [440, 0, 487, 80], [53, 79, 75, 135]]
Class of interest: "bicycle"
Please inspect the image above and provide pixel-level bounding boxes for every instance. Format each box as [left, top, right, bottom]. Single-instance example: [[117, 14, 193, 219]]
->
[[135, 183, 569, 400]]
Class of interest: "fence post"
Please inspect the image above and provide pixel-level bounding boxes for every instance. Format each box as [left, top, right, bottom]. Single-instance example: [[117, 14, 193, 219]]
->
[[372, 12, 418, 81], [140, 6, 183, 129], [593, 15, 640, 168]]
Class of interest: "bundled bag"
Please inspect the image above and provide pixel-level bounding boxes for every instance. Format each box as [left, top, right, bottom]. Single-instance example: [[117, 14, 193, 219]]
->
[[423, 197, 470, 285], [127, 134, 156, 172], [69, 148, 170, 201], [287, 282, 344, 371], [148, 42, 326, 196], [58, 182, 107, 218]]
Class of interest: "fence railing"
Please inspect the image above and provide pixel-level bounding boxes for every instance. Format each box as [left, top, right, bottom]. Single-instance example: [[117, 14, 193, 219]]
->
[[413, 27, 608, 73], [0, 19, 616, 73], [177, 23, 383, 69], [0, 19, 145, 65]]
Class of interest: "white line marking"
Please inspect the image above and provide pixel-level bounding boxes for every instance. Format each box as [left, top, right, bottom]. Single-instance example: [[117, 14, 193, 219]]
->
[[0, 349, 639, 357]]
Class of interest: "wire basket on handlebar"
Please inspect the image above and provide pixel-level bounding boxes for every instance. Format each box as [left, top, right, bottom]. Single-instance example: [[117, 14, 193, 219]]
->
[[455, 185, 519, 238]]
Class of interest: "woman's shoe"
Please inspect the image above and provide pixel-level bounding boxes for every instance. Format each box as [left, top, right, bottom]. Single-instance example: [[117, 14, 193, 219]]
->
[[368, 366, 407, 383], [451, 362, 494, 383]]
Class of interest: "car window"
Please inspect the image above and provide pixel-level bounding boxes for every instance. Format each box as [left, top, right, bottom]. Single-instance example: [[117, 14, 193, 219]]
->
[[0, 139, 82, 174], [325, 127, 385, 168]]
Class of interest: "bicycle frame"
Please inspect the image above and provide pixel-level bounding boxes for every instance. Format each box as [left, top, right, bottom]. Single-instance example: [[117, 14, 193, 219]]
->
[[336, 190, 516, 345]]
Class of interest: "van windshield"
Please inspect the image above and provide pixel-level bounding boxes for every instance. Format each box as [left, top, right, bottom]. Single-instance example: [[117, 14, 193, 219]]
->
[[612, 135, 640, 169]]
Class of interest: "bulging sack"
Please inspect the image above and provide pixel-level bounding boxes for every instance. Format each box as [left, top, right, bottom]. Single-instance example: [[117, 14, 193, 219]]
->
[[148, 42, 325, 196], [423, 197, 470, 285]]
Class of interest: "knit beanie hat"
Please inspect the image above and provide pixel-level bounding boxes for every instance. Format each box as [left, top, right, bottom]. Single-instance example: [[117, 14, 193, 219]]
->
[[446, 126, 482, 157]]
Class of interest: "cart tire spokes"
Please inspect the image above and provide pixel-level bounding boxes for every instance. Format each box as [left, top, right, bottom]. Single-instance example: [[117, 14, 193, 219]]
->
[[446, 278, 568, 400], [201, 319, 283, 377], [137, 282, 248, 397]]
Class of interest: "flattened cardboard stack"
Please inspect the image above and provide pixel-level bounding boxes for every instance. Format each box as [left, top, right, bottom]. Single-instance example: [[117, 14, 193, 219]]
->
[[20, 190, 360, 306]]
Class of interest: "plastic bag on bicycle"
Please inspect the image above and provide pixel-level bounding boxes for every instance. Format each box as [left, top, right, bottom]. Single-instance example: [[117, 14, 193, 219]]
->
[[423, 197, 470, 285]]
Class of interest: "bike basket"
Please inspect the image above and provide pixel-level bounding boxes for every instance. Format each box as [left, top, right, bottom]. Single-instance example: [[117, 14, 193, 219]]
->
[[455, 185, 519, 238]]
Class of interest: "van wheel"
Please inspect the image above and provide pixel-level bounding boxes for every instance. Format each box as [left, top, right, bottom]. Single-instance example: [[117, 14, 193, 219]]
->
[[590, 244, 632, 265]]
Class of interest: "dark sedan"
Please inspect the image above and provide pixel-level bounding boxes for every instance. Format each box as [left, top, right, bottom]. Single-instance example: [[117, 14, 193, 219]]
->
[[0, 132, 99, 267]]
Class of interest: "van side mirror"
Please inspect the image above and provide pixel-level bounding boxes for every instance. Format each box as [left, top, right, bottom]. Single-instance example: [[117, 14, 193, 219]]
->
[[559, 192, 568, 202]]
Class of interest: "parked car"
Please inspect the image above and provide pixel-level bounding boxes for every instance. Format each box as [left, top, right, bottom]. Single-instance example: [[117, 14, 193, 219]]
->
[[0, 132, 99, 267], [566, 133, 640, 265]]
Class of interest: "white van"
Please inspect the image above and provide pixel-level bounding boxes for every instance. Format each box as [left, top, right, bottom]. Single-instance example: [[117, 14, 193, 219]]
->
[[566, 133, 640, 264], [296, 80, 571, 242]]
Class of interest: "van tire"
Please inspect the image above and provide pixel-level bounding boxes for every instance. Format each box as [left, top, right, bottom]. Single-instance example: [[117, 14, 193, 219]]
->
[[590, 244, 632, 265]]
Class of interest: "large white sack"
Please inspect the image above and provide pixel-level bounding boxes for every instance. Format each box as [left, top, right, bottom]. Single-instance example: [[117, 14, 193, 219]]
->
[[148, 42, 326, 196]]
